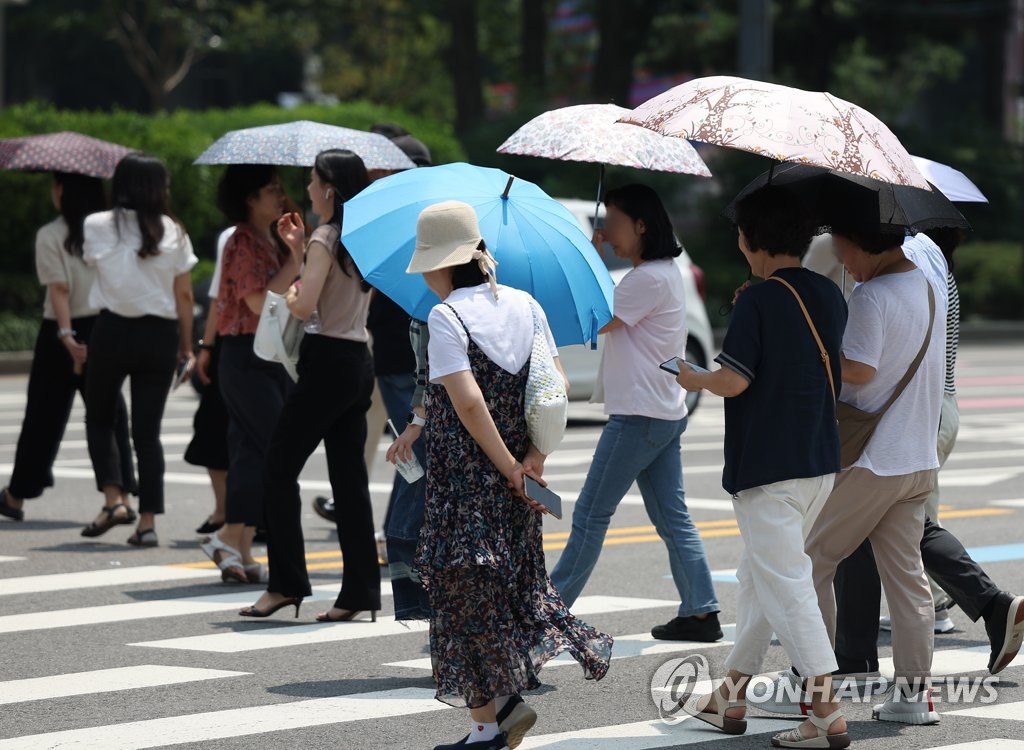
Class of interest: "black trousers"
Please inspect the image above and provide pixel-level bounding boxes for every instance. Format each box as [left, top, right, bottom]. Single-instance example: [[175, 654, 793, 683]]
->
[[9, 317, 135, 500], [85, 311, 177, 515], [264, 335, 379, 609], [217, 335, 292, 526], [834, 516, 1002, 666], [184, 341, 230, 471]]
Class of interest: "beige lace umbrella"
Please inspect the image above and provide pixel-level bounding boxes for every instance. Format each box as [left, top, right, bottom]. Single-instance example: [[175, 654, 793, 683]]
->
[[620, 75, 930, 190]]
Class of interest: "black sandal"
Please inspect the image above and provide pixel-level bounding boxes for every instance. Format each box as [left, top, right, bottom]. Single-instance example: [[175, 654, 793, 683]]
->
[[81, 503, 136, 538], [127, 528, 159, 547]]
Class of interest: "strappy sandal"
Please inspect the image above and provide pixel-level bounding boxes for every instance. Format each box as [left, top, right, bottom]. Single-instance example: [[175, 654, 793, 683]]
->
[[680, 691, 747, 735], [127, 528, 159, 547], [771, 709, 850, 749], [244, 563, 269, 584], [81, 503, 136, 538], [200, 533, 246, 582]]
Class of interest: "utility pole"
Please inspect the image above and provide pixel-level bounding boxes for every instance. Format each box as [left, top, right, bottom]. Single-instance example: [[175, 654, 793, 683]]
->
[[738, 0, 772, 81]]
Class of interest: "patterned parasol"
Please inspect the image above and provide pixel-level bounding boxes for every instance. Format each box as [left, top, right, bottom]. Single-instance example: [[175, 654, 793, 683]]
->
[[193, 120, 416, 171], [621, 76, 930, 189], [0, 131, 136, 178], [497, 103, 711, 176]]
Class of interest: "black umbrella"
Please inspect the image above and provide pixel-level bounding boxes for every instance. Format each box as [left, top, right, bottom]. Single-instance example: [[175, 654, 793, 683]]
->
[[723, 162, 969, 231]]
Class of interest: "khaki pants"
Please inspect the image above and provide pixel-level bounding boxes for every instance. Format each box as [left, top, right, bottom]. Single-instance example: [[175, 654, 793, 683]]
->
[[805, 467, 937, 681]]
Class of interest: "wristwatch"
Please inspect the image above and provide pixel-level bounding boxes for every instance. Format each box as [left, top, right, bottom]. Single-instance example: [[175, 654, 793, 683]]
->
[[407, 412, 426, 427], [197, 339, 215, 351], [57, 327, 77, 339]]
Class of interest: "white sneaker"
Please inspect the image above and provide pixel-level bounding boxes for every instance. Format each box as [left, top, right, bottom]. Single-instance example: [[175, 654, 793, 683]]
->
[[880, 607, 954, 634], [757, 670, 812, 716], [872, 686, 940, 725]]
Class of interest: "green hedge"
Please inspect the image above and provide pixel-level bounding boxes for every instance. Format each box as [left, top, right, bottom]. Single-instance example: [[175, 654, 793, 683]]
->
[[0, 312, 40, 352], [955, 241, 1024, 321], [0, 100, 465, 314]]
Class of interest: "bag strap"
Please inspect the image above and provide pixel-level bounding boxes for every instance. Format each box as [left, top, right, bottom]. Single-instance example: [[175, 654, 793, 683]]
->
[[876, 280, 935, 413], [769, 276, 836, 402]]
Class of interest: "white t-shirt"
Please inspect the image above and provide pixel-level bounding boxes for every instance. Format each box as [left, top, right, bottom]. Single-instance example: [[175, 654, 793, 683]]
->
[[428, 284, 557, 382], [901, 232, 949, 311], [596, 258, 688, 420], [841, 265, 946, 476], [84, 210, 198, 319], [35, 217, 100, 320], [207, 226, 236, 299]]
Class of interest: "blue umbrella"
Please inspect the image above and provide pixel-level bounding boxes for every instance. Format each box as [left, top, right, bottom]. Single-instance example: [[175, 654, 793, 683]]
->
[[193, 120, 415, 171], [342, 162, 614, 346]]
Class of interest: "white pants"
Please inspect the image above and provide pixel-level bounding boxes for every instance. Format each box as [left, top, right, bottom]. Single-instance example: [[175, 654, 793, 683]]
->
[[725, 474, 838, 678], [927, 392, 960, 604]]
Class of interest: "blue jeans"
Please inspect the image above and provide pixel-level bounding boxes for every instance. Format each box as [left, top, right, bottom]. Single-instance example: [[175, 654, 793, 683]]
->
[[376, 372, 430, 620], [549, 414, 719, 617]]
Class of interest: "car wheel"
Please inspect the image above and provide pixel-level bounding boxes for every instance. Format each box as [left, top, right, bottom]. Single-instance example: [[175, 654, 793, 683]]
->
[[684, 337, 705, 416]]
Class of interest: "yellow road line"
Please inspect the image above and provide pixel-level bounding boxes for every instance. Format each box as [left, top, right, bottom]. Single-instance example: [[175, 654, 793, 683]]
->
[[167, 506, 1010, 570]]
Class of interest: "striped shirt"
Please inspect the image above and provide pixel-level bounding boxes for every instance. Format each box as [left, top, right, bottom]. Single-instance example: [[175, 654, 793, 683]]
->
[[946, 271, 959, 395]]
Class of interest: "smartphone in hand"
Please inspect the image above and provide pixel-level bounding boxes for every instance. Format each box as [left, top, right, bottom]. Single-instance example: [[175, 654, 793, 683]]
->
[[524, 475, 562, 519], [659, 357, 711, 377], [172, 357, 193, 391]]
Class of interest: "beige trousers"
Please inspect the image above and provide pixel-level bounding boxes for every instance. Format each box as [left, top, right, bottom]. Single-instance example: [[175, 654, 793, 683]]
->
[[805, 467, 937, 681]]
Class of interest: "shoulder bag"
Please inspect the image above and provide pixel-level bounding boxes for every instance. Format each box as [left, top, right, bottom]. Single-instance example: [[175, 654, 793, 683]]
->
[[772, 275, 935, 468], [525, 303, 568, 455], [253, 289, 304, 382]]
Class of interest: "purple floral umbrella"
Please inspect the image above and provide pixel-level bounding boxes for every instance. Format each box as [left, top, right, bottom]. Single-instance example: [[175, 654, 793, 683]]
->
[[0, 131, 136, 178]]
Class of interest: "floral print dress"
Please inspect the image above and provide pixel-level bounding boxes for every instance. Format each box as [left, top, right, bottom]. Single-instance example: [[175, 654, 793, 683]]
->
[[415, 304, 613, 708]]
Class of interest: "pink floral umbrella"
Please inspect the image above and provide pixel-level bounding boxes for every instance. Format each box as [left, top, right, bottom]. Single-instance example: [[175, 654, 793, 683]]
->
[[0, 131, 136, 179], [497, 103, 712, 177], [620, 76, 930, 190]]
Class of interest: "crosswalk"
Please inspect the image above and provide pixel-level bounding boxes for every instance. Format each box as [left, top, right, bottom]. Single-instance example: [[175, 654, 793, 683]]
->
[[2, 342, 1024, 748]]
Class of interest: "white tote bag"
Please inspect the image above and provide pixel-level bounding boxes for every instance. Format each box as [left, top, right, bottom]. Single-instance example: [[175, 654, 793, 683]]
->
[[525, 304, 568, 454], [253, 290, 304, 382]]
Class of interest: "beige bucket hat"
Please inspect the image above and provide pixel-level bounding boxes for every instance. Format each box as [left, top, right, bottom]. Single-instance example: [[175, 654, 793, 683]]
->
[[407, 200, 489, 273]]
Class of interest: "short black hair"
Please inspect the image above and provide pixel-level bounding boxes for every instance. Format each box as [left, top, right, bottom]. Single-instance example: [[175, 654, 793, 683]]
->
[[829, 223, 906, 255], [603, 184, 681, 261], [734, 185, 815, 258], [450, 241, 489, 290], [216, 165, 278, 224]]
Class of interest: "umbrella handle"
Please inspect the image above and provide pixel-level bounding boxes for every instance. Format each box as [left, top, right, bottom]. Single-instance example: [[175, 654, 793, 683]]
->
[[593, 164, 605, 227]]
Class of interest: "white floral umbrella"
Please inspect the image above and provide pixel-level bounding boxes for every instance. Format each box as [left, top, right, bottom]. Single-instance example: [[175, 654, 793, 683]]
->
[[620, 75, 930, 190], [497, 103, 712, 177]]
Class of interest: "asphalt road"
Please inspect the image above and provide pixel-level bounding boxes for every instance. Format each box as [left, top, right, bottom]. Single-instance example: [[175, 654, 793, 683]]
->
[[1, 340, 1023, 750]]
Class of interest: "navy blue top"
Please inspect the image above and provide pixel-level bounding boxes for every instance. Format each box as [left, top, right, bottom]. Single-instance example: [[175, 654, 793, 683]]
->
[[716, 267, 847, 495]]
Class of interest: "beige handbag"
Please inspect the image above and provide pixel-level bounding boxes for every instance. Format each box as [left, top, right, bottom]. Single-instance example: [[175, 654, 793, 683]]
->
[[772, 276, 934, 469]]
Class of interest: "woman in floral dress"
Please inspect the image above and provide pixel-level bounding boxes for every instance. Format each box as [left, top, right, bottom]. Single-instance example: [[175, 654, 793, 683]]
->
[[408, 200, 613, 750]]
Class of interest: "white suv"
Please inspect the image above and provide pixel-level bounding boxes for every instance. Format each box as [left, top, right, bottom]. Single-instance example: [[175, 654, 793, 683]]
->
[[556, 198, 715, 415]]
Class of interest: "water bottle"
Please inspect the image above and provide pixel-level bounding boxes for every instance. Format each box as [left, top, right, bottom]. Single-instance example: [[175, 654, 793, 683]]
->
[[304, 308, 322, 334], [386, 419, 425, 483]]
